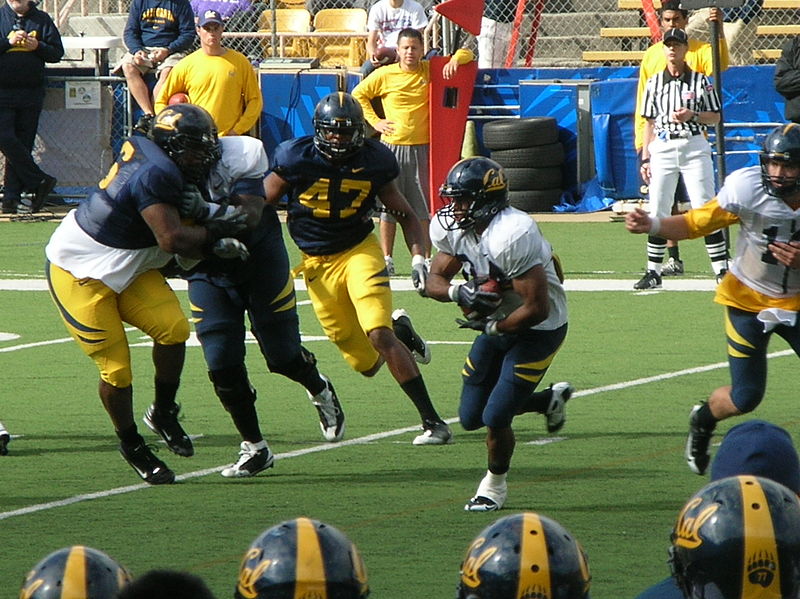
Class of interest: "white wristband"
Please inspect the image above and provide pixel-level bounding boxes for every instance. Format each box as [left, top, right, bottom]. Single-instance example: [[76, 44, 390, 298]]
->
[[411, 254, 425, 267], [448, 283, 462, 303], [649, 216, 661, 236]]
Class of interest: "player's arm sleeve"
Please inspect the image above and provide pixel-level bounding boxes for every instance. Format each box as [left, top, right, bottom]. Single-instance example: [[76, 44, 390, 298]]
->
[[232, 65, 263, 135], [351, 77, 382, 126], [775, 39, 800, 99], [683, 199, 739, 239]]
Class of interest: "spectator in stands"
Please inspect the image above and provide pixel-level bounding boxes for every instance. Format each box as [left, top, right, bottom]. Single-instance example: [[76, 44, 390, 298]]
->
[[0, 0, 62, 215], [634, 0, 728, 279], [0, 420, 9, 455], [635, 27, 727, 291], [686, 0, 762, 67], [478, 0, 518, 68], [362, 0, 427, 77], [352, 28, 473, 275], [117, 0, 195, 134], [775, 36, 800, 124], [154, 10, 263, 136], [118, 569, 218, 599], [634, 419, 800, 599]]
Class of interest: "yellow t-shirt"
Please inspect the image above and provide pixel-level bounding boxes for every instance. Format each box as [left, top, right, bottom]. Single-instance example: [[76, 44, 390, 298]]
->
[[634, 37, 729, 151], [155, 48, 263, 136], [351, 48, 474, 146]]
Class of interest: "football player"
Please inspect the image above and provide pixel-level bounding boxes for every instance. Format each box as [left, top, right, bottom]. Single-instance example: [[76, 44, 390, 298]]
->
[[424, 156, 573, 512], [626, 123, 800, 476], [178, 134, 345, 478], [235, 517, 369, 599], [668, 475, 800, 599], [457, 512, 591, 599], [263, 91, 452, 445], [20, 545, 132, 599], [44, 104, 248, 484]]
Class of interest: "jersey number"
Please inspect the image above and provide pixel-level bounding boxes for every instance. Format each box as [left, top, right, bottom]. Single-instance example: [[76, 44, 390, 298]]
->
[[98, 141, 135, 190], [298, 178, 371, 218]]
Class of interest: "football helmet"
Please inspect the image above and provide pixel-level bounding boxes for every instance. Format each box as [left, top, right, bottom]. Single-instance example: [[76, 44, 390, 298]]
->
[[313, 92, 366, 162], [457, 512, 591, 599], [438, 157, 509, 231], [235, 517, 370, 599], [19, 545, 131, 599], [669, 475, 800, 599], [149, 104, 221, 183], [759, 123, 800, 198]]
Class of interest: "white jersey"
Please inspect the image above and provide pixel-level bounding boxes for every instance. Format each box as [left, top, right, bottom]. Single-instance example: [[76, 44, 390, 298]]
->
[[367, 0, 428, 49], [205, 136, 268, 201], [718, 166, 800, 298], [430, 206, 568, 330]]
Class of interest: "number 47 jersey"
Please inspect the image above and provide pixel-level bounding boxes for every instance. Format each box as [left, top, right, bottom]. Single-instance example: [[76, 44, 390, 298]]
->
[[272, 136, 399, 256]]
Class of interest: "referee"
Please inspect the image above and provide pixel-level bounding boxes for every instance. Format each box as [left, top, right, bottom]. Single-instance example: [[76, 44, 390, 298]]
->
[[635, 28, 729, 290]]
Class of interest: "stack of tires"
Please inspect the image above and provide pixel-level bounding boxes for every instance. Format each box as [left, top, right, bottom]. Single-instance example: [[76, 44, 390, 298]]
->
[[482, 117, 565, 213]]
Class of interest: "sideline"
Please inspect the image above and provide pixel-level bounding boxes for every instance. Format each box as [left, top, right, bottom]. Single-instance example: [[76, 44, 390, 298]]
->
[[1, 347, 793, 522]]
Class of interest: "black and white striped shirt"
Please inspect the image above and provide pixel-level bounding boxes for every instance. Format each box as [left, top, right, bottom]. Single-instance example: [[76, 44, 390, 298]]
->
[[641, 67, 721, 136]]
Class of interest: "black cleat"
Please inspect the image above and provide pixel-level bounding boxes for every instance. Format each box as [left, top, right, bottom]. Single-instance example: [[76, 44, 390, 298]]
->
[[308, 374, 345, 442], [119, 441, 175, 484], [392, 308, 431, 364], [0, 432, 9, 456], [634, 270, 662, 290], [143, 403, 194, 457], [685, 404, 713, 475], [31, 174, 57, 213]]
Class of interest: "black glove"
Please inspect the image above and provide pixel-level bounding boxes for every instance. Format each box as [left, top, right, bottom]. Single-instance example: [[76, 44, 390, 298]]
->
[[178, 184, 211, 220], [456, 318, 502, 336], [205, 206, 248, 239], [211, 238, 250, 261], [454, 278, 502, 316]]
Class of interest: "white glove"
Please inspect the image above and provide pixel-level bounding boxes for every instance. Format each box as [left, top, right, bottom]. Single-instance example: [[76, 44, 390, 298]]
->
[[178, 184, 211, 220], [211, 238, 249, 261], [410, 254, 428, 296]]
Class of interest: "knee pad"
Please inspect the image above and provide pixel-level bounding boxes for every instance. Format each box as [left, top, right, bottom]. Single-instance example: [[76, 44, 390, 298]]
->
[[209, 364, 256, 412], [267, 346, 317, 383]]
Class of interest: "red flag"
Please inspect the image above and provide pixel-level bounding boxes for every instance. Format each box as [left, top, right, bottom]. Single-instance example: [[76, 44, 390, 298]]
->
[[434, 0, 483, 36]]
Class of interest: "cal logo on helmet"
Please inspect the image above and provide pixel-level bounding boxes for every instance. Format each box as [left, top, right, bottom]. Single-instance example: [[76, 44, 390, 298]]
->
[[670, 475, 800, 599], [19, 545, 131, 599], [235, 517, 369, 599], [457, 512, 590, 599]]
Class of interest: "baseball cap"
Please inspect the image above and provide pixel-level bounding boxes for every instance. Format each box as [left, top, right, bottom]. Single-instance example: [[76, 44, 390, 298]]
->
[[711, 419, 800, 494], [197, 9, 224, 27], [662, 28, 688, 45]]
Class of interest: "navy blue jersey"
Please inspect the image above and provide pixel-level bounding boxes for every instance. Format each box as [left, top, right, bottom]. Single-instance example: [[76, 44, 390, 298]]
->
[[75, 136, 184, 249], [272, 136, 399, 256]]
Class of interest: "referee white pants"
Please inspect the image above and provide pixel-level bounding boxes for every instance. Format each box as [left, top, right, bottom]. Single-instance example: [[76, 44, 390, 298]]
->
[[647, 134, 715, 219]]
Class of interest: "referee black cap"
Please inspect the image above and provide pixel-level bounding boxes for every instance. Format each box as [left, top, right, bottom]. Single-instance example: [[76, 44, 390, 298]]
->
[[663, 28, 688, 45]]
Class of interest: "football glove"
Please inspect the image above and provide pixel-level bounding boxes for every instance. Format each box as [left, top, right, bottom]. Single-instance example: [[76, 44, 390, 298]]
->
[[205, 206, 248, 239], [411, 254, 428, 296], [211, 238, 249, 261], [456, 317, 502, 336], [450, 277, 502, 316], [178, 184, 211, 220]]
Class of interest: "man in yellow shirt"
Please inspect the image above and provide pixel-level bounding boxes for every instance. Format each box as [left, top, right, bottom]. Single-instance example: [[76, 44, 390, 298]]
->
[[634, 0, 729, 276], [352, 28, 474, 275], [155, 9, 262, 136]]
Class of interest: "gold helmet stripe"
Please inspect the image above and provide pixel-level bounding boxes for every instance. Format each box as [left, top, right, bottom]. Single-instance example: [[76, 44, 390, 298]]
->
[[517, 513, 551, 599], [740, 476, 782, 599], [295, 517, 327, 599], [61, 546, 88, 599]]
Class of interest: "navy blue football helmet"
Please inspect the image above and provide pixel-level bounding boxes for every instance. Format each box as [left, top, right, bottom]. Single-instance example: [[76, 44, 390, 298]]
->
[[457, 512, 591, 599], [149, 104, 221, 183], [19, 545, 131, 599], [313, 92, 366, 162], [760, 124, 800, 198], [235, 517, 370, 599], [438, 157, 509, 231], [669, 475, 800, 599]]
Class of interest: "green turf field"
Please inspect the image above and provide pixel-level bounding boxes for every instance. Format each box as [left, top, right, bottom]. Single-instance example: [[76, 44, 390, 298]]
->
[[3, 217, 797, 599]]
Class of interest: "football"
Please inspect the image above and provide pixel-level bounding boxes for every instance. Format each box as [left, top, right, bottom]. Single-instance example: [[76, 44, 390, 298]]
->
[[168, 92, 190, 105], [373, 47, 398, 65], [461, 278, 503, 320]]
